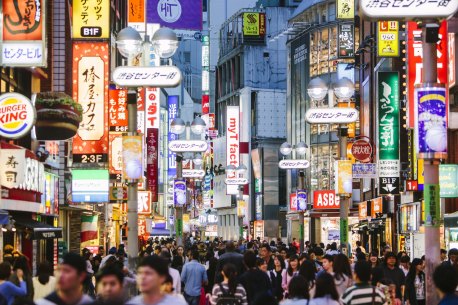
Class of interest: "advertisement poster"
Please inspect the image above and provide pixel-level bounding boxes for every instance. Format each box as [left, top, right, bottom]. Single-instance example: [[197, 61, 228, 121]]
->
[[147, 0, 202, 30], [72, 0, 110, 39], [174, 178, 186, 206], [377, 21, 399, 57], [296, 190, 307, 211], [335, 160, 353, 195], [122, 135, 143, 181]]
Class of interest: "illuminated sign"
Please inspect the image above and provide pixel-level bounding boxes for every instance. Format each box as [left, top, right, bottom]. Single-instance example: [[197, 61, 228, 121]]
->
[[313, 190, 340, 209], [0, 93, 35, 139], [72, 0, 110, 39], [72, 169, 109, 202], [112, 66, 182, 87], [377, 21, 399, 57]]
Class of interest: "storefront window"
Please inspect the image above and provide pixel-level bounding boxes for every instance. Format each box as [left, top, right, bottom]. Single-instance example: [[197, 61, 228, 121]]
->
[[310, 143, 338, 191]]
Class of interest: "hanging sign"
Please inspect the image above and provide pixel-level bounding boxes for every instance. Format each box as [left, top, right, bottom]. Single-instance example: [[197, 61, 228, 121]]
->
[[122, 135, 143, 181], [351, 139, 373, 162], [225, 178, 248, 185], [174, 178, 187, 206], [182, 169, 206, 179], [377, 21, 399, 57], [335, 160, 353, 195], [358, 201, 368, 220], [146, 128, 159, 201], [296, 189, 308, 211], [168, 140, 208, 152], [338, 23, 354, 58], [305, 108, 359, 124], [352, 163, 377, 179], [72, 0, 110, 38], [290, 193, 297, 211], [279, 159, 310, 169], [336, 0, 354, 19], [0, 93, 36, 139]]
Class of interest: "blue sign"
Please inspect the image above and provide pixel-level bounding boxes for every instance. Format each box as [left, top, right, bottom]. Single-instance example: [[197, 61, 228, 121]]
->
[[174, 178, 187, 206], [352, 163, 378, 179], [296, 189, 308, 211], [147, 0, 203, 31], [168, 96, 179, 179]]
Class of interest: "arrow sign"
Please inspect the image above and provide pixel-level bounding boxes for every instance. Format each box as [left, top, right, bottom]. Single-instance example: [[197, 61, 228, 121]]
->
[[382, 184, 396, 193], [379, 177, 399, 195], [112, 66, 182, 87]]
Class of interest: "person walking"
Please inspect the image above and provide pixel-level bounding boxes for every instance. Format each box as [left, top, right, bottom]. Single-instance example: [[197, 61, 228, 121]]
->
[[93, 265, 125, 305], [281, 255, 299, 298], [268, 255, 286, 301], [171, 246, 187, 274], [298, 260, 317, 298], [280, 275, 310, 305], [210, 263, 248, 305], [181, 250, 208, 305], [239, 251, 272, 303], [159, 250, 181, 294], [405, 258, 425, 305], [373, 252, 405, 304], [309, 273, 340, 305], [433, 264, 458, 305], [215, 242, 245, 284], [32, 262, 57, 301], [341, 261, 386, 305], [332, 254, 352, 298], [0, 262, 27, 305], [35, 252, 93, 305], [10, 255, 34, 301]]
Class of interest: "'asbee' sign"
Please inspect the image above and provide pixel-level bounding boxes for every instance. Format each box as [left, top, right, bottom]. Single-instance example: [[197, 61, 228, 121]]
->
[[313, 190, 340, 209]]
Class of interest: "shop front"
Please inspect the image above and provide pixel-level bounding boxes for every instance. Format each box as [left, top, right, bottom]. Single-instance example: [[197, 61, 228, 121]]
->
[[445, 212, 458, 250]]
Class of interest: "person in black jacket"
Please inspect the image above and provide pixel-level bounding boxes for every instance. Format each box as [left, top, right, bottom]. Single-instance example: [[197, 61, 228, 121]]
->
[[171, 246, 186, 274], [239, 251, 272, 304], [214, 241, 245, 284], [405, 258, 425, 305]]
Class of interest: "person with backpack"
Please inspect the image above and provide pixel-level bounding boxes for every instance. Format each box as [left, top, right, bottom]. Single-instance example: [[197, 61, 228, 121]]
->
[[210, 263, 247, 305]]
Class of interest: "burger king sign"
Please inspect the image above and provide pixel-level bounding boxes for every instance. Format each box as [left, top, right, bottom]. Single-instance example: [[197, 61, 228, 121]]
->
[[0, 93, 36, 139]]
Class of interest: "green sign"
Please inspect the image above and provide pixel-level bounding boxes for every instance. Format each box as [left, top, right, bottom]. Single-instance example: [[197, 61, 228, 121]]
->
[[424, 184, 440, 227], [439, 165, 458, 198], [299, 224, 304, 239], [255, 178, 262, 193], [378, 72, 400, 161], [176, 219, 183, 237], [340, 218, 348, 244]]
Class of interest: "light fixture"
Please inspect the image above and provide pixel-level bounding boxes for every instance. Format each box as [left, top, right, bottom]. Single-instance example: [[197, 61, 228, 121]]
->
[[191, 117, 206, 135], [280, 142, 293, 156], [296, 142, 308, 156], [170, 118, 186, 134], [333, 77, 355, 100], [307, 77, 328, 101], [226, 165, 236, 175], [116, 27, 143, 58], [151, 27, 179, 59], [193, 154, 203, 166], [237, 164, 248, 175]]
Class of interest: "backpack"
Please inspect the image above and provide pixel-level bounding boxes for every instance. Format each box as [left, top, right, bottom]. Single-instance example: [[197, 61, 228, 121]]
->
[[216, 284, 242, 305]]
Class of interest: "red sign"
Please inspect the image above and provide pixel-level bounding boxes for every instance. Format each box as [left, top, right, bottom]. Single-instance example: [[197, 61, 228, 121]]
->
[[108, 89, 128, 131], [351, 139, 373, 163], [138, 219, 150, 238], [313, 190, 340, 209], [202, 95, 209, 114], [449, 33, 455, 88], [146, 128, 159, 202], [145, 88, 159, 129], [407, 21, 448, 128], [290, 193, 297, 211], [406, 180, 418, 191]]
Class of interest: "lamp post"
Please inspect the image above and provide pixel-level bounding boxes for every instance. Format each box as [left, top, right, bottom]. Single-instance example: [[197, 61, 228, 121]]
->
[[279, 141, 309, 253], [226, 164, 248, 240], [306, 77, 355, 255], [170, 117, 207, 246]]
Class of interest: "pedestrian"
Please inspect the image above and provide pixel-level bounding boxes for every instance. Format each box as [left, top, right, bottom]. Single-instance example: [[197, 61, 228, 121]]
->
[[341, 261, 386, 305], [399, 255, 410, 276], [281, 254, 299, 298], [10, 255, 34, 301], [298, 260, 317, 298], [442, 248, 458, 267], [355, 241, 366, 254], [160, 273, 186, 303], [82, 249, 95, 298], [125, 255, 186, 305], [214, 242, 244, 284], [318, 254, 334, 277], [291, 238, 300, 254], [440, 249, 447, 262], [210, 263, 248, 305], [35, 252, 93, 305], [181, 250, 208, 305], [239, 250, 272, 303], [332, 254, 352, 298], [32, 262, 57, 301], [159, 250, 181, 294], [308, 248, 323, 273], [260, 244, 275, 271], [257, 258, 268, 273], [325, 243, 339, 256], [309, 273, 340, 305], [0, 262, 27, 305], [93, 265, 125, 305], [99, 247, 117, 270], [374, 252, 405, 303], [268, 255, 286, 301], [280, 275, 309, 305], [171, 246, 186, 274], [369, 251, 380, 269], [206, 251, 218, 294], [433, 264, 458, 305], [405, 258, 425, 305]]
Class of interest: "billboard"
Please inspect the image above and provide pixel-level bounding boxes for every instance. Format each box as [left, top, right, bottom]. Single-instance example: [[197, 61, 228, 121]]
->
[[147, 0, 202, 30], [72, 169, 109, 203], [242, 13, 266, 36], [72, 0, 110, 39], [72, 42, 109, 163]]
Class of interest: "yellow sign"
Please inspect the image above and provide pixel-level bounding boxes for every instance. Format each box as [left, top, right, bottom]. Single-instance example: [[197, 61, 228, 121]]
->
[[418, 159, 424, 185], [337, 0, 355, 19], [335, 160, 353, 195], [73, 0, 110, 39], [243, 13, 260, 36], [378, 21, 399, 57], [237, 200, 246, 217]]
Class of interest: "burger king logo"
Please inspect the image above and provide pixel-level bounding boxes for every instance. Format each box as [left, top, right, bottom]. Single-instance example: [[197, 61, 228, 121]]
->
[[0, 93, 36, 139]]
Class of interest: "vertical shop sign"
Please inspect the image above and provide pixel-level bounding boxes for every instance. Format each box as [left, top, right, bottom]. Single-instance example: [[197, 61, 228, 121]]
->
[[168, 96, 179, 179], [338, 23, 354, 58], [449, 34, 456, 88], [108, 89, 128, 132], [146, 128, 159, 202], [145, 88, 159, 129], [128, 0, 145, 31], [290, 193, 297, 211], [336, 0, 354, 19], [296, 190, 308, 211], [359, 201, 368, 220], [377, 21, 399, 57], [371, 197, 383, 218], [109, 133, 123, 174], [424, 184, 440, 226], [439, 165, 458, 198], [226, 106, 240, 194], [1, 0, 46, 66], [72, 42, 109, 163], [72, 0, 110, 39], [202, 95, 210, 114], [407, 21, 448, 128], [378, 72, 400, 195]]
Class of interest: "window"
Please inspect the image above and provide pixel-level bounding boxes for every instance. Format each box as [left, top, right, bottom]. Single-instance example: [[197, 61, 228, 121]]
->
[[183, 51, 191, 63]]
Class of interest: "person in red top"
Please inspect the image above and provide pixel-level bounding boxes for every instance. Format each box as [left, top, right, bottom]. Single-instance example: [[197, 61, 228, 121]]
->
[[291, 238, 300, 254]]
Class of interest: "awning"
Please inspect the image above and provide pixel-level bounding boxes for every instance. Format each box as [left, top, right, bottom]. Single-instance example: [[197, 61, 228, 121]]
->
[[150, 228, 172, 236], [0, 210, 9, 225], [445, 212, 458, 228], [14, 218, 62, 239]]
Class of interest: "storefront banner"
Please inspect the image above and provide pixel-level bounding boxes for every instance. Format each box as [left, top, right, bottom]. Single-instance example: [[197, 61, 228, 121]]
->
[[1, 149, 27, 189], [72, 169, 109, 203], [147, 0, 202, 30], [72, 0, 110, 39], [109, 133, 123, 174], [358, 201, 368, 220], [168, 96, 178, 179], [1, 0, 46, 66], [336, 0, 354, 19], [122, 135, 143, 181], [407, 21, 448, 128], [335, 160, 353, 195], [72, 42, 109, 163], [108, 89, 128, 132], [439, 165, 458, 198], [174, 178, 186, 206], [352, 163, 377, 179], [414, 86, 447, 156], [290, 193, 297, 211], [226, 106, 240, 194], [313, 190, 340, 209], [338, 23, 354, 58], [242, 13, 266, 36], [377, 21, 399, 57], [146, 128, 159, 201], [0, 93, 36, 139], [371, 197, 383, 218], [296, 190, 307, 211], [138, 191, 152, 215]]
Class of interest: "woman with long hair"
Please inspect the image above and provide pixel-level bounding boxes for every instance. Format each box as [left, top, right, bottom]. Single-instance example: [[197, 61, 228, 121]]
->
[[268, 255, 286, 301], [369, 251, 380, 268], [332, 254, 352, 298], [32, 262, 56, 301], [210, 263, 248, 305], [309, 273, 340, 305], [405, 258, 426, 305], [280, 275, 310, 305], [298, 260, 317, 298], [171, 245, 186, 274], [281, 254, 299, 298], [10, 255, 33, 301]]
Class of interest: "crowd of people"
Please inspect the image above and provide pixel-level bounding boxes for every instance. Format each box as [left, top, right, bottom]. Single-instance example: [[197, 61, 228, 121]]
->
[[0, 238, 457, 305]]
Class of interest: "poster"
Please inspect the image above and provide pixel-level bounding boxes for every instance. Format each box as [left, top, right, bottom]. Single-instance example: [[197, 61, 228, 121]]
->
[[378, 21, 399, 57]]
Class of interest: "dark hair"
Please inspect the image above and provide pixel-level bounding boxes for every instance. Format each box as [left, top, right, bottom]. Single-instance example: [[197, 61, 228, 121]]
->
[[13, 255, 31, 277], [274, 255, 285, 269], [314, 247, 324, 256], [356, 241, 362, 247], [104, 255, 119, 268], [288, 275, 310, 299], [314, 272, 339, 301], [191, 250, 200, 261], [226, 241, 236, 252], [137, 255, 169, 276], [62, 252, 86, 274], [244, 250, 257, 269], [261, 243, 271, 252], [440, 249, 447, 255], [333, 254, 352, 280], [322, 254, 334, 263], [406, 258, 424, 286], [330, 242, 337, 251], [256, 258, 266, 268], [222, 263, 238, 294], [384, 251, 397, 265], [37, 261, 52, 285], [251, 293, 278, 305], [0, 262, 11, 280], [298, 260, 316, 284], [356, 252, 366, 262], [433, 264, 458, 294], [354, 261, 371, 282], [400, 255, 410, 264], [164, 273, 173, 285], [287, 254, 299, 276], [299, 253, 309, 262], [95, 265, 124, 285]]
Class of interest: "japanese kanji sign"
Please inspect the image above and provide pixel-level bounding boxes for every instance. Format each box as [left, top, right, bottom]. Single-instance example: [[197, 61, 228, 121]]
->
[[338, 23, 354, 58], [168, 95, 178, 179], [108, 89, 128, 132], [242, 13, 266, 37], [360, 0, 458, 20], [336, 0, 355, 19], [305, 107, 359, 124], [72, 42, 109, 163], [145, 88, 159, 129], [378, 21, 399, 57], [108, 133, 123, 174], [112, 66, 182, 88], [1, 0, 46, 66], [146, 128, 159, 202], [72, 0, 110, 39]]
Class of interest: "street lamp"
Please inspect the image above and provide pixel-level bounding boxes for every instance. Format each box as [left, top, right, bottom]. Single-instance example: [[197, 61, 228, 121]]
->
[[151, 27, 179, 59], [116, 27, 143, 60], [307, 77, 328, 101]]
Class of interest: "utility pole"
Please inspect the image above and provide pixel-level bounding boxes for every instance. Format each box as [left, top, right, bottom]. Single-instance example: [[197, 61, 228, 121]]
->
[[176, 153, 184, 246], [339, 125, 349, 256], [298, 171, 305, 254]]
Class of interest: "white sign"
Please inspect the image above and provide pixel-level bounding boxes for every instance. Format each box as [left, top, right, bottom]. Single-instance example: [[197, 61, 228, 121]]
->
[[0, 93, 36, 139], [352, 163, 378, 179], [183, 169, 206, 178], [138, 191, 151, 214], [305, 108, 359, 124], [1, 42, 44, 66], [279, 159, 310, 169], [112, 66, 182, 87], [226, 106, 240, 180], [225, 178, 248, 185], [145, 88, 159, 129], [360, 0, 458, 20], [378, 159, 400, 177], [168, 140, 208, 152]]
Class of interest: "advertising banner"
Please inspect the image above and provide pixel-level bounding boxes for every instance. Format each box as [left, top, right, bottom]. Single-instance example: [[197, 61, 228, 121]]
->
[[72, 0, 110, 39], [108, 133, 123, 174], [146, 128, 159, 202], [108, 89, 128, 132], [226, 106, 240, 195], [122, 135, 143, 181], [407, 21, 448, 128], [174, 178, 186, 206], [242, 13, 266, 36], [1, 0, 46, 66], [72, 42, 109, 163], [168, 96, 178, 179], [358, 201, 368, 220], [439, 165, 458, 198], [296, 190, 307, 211], [352, 163, 377, 179], [145, 88, 159, 129], [414, 86, 447, 157], [72, 169, 109, 203], [202, 95, 209, 114], [290, 193, 297, 211], [335, 160, 353, 195], [377, 21, 399, 57], [336, 0, 354, 19], [338, 23, 354, 58], [313, 190, 340, 209], [147, 0, 202, 30]]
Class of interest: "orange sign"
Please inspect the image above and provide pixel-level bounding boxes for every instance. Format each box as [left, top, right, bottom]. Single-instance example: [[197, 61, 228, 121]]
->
[[108, 89, 128, 131], [371, 197, 383, 218], [338, 102, 356, 137], [2, 0, 44, 40], [128, 0, 145, 23], [359, 201, 368, 220]]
